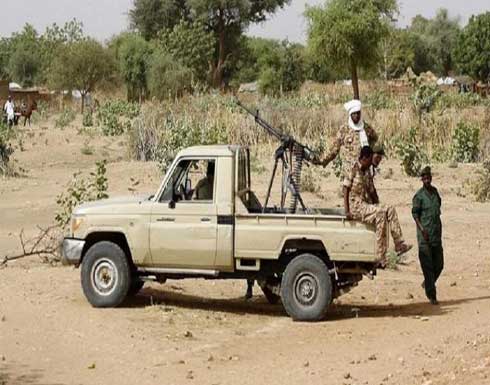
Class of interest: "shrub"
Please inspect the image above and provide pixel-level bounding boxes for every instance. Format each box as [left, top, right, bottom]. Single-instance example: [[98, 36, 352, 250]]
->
[[55, 160, 109, 228], [96, 100, 140, 136], [411, 84, 441, 115], [451, 122, 480, 163], [469, 161, 490, 202], [395, 127, 429, 177], [82, 110, 93, 127], [365, 89, 395, 110], [55, 108, 76, 128], [0, 122, 14, 176]]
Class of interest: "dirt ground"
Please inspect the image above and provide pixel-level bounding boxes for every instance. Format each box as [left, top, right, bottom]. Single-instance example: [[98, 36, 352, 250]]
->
[[1, 118, 490, 385]]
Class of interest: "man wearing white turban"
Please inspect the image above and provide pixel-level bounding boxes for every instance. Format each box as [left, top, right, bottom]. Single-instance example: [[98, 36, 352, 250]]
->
[[316, 99, 378, 181]]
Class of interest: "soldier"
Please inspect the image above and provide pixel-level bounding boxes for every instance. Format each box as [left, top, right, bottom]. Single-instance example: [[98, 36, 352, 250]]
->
[[316, 99, 378, 180], [412, 166, 443, 305], [366, 144, 386, 204], [344, 146, 412, 267]]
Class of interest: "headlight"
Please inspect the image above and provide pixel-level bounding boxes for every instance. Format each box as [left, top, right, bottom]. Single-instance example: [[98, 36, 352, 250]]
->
[[71, 216, 84, 235]]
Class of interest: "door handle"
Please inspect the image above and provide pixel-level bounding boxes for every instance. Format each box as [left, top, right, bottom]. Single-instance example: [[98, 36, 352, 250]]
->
[[156, 217, 175, 222], [200, 217, 211, 222]]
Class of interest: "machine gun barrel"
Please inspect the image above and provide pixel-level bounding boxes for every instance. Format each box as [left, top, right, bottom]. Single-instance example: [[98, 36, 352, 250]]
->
[[235, 99, 316, 161]]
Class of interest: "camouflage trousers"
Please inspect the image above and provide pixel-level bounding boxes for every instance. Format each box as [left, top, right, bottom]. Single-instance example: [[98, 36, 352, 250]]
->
[[351, 201, 404, 259]]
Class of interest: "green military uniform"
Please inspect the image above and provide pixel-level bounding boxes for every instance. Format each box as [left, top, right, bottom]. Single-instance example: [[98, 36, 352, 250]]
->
[[412, 185, 443, 301]]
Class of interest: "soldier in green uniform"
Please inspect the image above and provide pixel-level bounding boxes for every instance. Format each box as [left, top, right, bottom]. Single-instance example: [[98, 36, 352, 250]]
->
[[412, 166, 443, 305]]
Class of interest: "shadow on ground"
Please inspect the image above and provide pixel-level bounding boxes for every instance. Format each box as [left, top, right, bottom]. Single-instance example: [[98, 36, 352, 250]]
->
[[123, 286, 490, 321], [0, 362, 63, 385]]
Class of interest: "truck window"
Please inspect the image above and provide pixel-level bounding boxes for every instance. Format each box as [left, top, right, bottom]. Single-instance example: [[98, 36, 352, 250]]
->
[[160, 159, 216, 203]]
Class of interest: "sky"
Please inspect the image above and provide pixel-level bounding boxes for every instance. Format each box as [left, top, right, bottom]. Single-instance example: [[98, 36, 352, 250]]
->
[[1, 0, 489, 43]]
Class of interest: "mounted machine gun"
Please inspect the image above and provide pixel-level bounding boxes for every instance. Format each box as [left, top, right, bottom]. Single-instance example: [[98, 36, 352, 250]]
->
[[236, 99, 317, 214]]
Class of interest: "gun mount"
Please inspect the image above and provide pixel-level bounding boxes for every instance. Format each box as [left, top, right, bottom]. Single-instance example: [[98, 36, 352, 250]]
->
[[236, 99, 317, 214]]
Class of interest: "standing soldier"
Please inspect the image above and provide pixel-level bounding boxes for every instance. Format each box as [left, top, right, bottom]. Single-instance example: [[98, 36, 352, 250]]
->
[[412, 167, 444, 305], [316, 99, 378, 180], [344, 146, 412, 267]]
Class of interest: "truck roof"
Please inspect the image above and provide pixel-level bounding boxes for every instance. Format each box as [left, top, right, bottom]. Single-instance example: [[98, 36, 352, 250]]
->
[[178, 145, 243, 157]]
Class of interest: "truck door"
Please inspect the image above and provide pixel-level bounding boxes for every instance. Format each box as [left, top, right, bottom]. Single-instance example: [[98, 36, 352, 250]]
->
[[150, 158, 218, 267]]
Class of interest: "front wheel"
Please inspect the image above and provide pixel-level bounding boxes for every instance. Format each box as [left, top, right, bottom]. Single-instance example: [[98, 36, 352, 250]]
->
[[280, 254, 332, 321], [81, 241, 131, 307]]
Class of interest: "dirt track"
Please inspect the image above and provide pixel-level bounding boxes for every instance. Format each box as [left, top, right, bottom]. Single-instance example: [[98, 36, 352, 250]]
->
[[1, 121, 490, 385]]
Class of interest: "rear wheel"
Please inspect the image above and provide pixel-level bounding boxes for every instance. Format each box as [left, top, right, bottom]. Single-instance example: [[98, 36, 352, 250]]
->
[[81, 241, 131, 307], [280, 254, 332, 321]]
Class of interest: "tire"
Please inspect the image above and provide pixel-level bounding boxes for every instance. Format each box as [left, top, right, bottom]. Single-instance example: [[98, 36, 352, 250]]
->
[[128, 278, 145, 296], [280, 253, 332, 321], [81, 241, 131, 307]]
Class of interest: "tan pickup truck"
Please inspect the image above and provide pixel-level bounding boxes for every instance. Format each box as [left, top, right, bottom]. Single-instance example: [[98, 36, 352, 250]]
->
[[63, 145, 380, 321]]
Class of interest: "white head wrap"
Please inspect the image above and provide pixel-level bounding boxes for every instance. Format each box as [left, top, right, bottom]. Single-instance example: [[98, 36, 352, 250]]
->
[[344, 99, 368, 146]]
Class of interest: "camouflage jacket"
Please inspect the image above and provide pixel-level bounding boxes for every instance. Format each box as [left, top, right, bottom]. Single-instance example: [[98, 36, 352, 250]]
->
[[323, 123, 378, 177], [343, 161, 375, 206]]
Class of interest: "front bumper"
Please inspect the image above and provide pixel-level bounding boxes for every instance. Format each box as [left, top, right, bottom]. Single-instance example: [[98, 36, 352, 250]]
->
[[62, 238, 85, 266]]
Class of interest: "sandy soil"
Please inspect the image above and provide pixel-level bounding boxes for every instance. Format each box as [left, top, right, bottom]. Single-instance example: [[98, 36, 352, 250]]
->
[[1, 118, 490, 385]]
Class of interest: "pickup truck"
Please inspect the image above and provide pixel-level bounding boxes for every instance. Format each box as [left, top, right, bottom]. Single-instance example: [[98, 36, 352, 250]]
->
[[63, 145, 380, 321]]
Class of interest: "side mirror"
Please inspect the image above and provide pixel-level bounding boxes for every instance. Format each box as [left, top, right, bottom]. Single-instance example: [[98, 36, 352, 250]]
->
[[168, 200, 176, 209]]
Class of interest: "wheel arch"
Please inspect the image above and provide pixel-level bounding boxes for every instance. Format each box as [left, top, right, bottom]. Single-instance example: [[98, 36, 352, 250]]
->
[[81, 231, 134, 269], [278, 236, 331, 267]]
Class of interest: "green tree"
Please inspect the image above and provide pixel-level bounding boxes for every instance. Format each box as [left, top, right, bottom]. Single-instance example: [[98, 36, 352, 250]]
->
[[306, 0, 397, 99], [158, 20, 214, 84], [49, 39, 115, 112], [129, 0, 291, 88], [7, 24, 42, 87], [454, 12, 490, 82], [146, 48, 192, 99], [116, 33, 153, 102], [129, 0, 190, 40], [381, 28, 416, 79]]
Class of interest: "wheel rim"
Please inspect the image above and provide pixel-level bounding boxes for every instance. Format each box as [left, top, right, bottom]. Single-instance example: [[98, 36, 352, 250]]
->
[[90, 258, 118, 296], [293, 272, 318, 306]]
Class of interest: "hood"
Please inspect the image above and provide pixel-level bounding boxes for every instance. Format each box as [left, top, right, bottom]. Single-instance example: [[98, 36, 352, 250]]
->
[[74, 194, 153, 215]]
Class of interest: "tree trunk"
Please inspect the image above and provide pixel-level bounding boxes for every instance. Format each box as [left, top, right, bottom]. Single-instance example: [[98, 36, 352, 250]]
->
[[81, 91, 85, 114], [212, 9, 226, 89], [351, 58, 360, 100]]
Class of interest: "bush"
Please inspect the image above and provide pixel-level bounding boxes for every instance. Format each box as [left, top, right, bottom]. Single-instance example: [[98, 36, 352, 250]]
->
[[0, 122, 14, 176], [395, 127, 429, 177], [147, 50, 193, 100], [55, 108, 76, 128], [55, 160, 109, 228], [437, 92, 488, 109], [128, 105, 229, 172], [411, 84, 441, 115], [365, 89, 395, 110], [82, 110, 93, 127], [96, 100, 140, 136], [469, 161, 490, 202], [451, 122, 480, 163]]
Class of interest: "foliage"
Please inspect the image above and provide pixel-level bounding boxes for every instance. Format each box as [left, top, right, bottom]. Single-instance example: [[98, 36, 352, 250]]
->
[[158, 20, 214, 84], [146, 49, 193, 99], [55, 160, 109, 228], [128, 104, 229, 172], [0, 122, 15, 176], [469, 161, 490, 202], [411, 84, 441, 115], [82, 110, 93, 127], [395, 127, 429, 177], [451, 122, 480, 163], [116, 33, 152, 102], [365, 89, 394, 110], [386, 250, 407, 270], [437, 92, 488, 109], [55, 108, 76, 129], [48, 39, 115, 112], [454, 12, 490, 82], [129, 0, 291, 88], [7, 24, 42, 87], [306, 0, 398, 98], [96, 100, 140, 136]]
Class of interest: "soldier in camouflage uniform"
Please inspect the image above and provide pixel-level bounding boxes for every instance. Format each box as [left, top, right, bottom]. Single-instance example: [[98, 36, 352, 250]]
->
[[316, 100, 378, 180], [343, 146, 412, 266]]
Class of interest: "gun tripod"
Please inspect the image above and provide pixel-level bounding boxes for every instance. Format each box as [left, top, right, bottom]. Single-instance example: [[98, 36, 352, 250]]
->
[[263, 142, 308, 214]]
